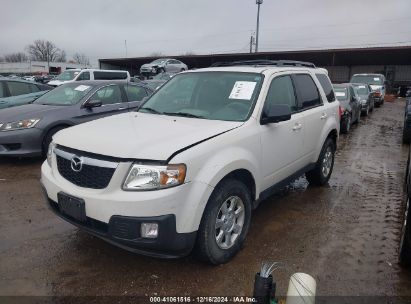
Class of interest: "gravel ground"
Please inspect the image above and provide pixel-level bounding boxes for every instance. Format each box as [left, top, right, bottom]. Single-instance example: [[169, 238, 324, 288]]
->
[[1, 99, 411, 302]]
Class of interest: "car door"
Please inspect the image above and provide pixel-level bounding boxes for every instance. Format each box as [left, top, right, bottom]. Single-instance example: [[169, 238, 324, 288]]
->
[[123, 84, 150, 110], [294, 73, 327, 162], [77, 84, 128, 123], [260, 73, 305, 190]]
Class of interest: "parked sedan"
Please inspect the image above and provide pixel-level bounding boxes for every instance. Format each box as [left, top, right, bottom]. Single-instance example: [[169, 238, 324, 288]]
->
[[0, 79, 52, 110], [0, 81, 153, 157], [351, 83, 375, 116], [140, 58, 187, 76], [333, 83, 362, 134]]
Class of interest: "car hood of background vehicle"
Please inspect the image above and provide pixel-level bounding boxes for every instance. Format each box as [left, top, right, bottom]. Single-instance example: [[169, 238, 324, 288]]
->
[[141, 63, 160, 68], [53, 112, 243, 161], [0, 104, 64, 124]]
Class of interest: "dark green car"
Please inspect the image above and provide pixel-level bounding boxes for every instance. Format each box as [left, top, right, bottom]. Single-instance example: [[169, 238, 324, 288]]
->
[[0, 78, 52, 110]]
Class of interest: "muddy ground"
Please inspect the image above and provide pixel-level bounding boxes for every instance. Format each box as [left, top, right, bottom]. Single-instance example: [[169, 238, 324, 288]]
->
[[1, 99, 411, 301]]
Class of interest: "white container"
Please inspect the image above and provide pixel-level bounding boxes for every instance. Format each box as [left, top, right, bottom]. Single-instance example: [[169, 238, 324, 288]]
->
[[286, 273, 316, 304]]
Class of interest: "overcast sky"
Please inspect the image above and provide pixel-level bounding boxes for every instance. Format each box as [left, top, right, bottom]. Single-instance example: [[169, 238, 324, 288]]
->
[[1, 0, 411, 66]]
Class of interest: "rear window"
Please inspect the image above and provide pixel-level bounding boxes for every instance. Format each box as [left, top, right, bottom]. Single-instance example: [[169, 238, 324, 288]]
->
[[316, 73, 335, 102], [93, 71, 128, 80], [333, 87, 348, 101], [350, 75, 384, 85], [294, 74, 322, 109]]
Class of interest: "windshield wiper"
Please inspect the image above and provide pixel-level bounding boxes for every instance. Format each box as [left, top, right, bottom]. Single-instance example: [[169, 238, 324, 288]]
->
[[163, 112, 204, 119], [139, 107, 164, 115]]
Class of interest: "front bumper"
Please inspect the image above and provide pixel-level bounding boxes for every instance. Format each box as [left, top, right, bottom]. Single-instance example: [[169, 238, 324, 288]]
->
[[43, 187, 196, 258], [0, 127, 43, 157], [41, 158, 214, 257]]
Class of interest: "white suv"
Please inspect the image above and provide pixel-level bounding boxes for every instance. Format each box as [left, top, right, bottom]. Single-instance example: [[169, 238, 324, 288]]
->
[[41, 60, 339, 264]]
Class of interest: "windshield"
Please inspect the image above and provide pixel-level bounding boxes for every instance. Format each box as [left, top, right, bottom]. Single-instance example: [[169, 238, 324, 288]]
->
[[353, 84, 369, 96], [333, 87, 348, 101], [139, 72, 263, 122], [56, 70, 80, 81], [151, 59, 167, 64], [350, 75, 383, 85], [34, 83, 94, 106]]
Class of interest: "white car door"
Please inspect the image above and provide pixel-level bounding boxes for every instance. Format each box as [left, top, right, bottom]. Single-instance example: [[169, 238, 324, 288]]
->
[[292, 73, 328, 163], [260, 74, 306, 191]]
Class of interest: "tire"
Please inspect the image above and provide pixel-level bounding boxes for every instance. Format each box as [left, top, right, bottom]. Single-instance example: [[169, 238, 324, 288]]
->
[[354, 108, 361, 124], [341, 115, 351, 134], [306, 138, 336, 186], [399, 198, 411, 267], [362, 105, 369, 117], [42, 126, 67, 157], [194, 178, 252, 265]]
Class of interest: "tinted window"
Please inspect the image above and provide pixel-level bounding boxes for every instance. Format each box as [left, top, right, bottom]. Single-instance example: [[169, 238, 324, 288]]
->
[[93, 71, 127, 80], [294, 74, 321, 109], [125, 85, 148, 101], [264, 75, 297, 112], [333, 87, 348, 101], [7, 81, 31, 96], [316, 73, 335, 102], [353, 84, 369, 95], [91, 85, 122, 105], [350, 75, 384, 85]]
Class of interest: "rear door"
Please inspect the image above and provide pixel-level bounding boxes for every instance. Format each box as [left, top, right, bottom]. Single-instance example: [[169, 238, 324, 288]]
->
[[77, 84, 129, 123], [292, 73, 326, 162]]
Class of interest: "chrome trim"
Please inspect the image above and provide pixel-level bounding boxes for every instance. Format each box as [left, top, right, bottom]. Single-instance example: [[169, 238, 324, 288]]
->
[[54, 148, 118, 169]]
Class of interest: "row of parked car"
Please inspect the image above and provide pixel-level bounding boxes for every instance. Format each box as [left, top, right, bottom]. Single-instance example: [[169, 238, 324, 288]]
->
[[2, 59, 404, 265]]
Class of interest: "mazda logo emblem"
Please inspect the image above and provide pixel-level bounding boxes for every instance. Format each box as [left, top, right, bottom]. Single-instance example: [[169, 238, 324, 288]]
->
[[71, 156, 83, 172]]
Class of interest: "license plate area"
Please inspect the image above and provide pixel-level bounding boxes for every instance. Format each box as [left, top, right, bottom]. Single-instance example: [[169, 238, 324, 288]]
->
[[58, 192, 86, 222]]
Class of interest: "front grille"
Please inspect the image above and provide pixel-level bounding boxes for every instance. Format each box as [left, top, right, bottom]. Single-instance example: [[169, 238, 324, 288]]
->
[[55, 149, 117, 189]]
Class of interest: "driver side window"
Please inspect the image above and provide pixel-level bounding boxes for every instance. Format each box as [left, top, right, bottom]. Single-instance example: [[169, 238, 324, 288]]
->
[[264, 75, 297, 113], [90, 85, 122, 105]]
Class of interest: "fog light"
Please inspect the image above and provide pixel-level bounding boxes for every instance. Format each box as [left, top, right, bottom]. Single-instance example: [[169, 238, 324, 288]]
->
[[141, 223, 158, 238]]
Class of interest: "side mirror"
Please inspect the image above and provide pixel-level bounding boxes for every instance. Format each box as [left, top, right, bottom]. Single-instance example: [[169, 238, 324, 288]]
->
[[85, 99, 102, 108], [261, 104, 291, 125]]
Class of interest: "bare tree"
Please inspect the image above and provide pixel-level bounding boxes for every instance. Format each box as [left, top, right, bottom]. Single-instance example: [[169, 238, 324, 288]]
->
[[26, 39, 65, 63], [4, 52, 28, 62], [55, 50, 66, 62], [72, 53, 90, 66]]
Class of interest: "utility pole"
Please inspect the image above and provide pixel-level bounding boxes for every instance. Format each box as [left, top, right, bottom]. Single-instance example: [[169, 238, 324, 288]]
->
[[250, 35, 255, 53], [255, 0, 263, 53], [125, 40, 128, 58]]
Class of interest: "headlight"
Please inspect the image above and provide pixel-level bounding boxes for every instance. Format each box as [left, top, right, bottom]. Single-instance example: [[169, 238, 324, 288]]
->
[[0, 118, 40, 131], [123, 163, 186, 191], [47, 142, 55, 167]]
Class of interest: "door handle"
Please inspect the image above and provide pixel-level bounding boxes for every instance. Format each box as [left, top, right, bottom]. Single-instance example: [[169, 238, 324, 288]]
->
[[117, 107, 126, 110], [320, 113, 327, 120], [292, 123, 302, 131]]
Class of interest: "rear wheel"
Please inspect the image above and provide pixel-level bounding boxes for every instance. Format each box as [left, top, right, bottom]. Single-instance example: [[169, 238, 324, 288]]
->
[[341, 115, 351, 134], [362, 105, 369, 117], [306, 138, 335, 186], [194, 178, 252, 264], [403, 119, 411, 144]]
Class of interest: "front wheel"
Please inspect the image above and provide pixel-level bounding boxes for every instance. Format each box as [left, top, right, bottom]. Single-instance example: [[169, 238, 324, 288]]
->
[[362, 105, 369, 117], [399, 198, 411, 267], [341, 115, 351, 134], [194, 179, 252, 265], [306, 138, 336, 186]]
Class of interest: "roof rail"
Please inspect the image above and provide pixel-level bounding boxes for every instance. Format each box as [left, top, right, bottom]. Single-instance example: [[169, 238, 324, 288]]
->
[[210, 60, 316, 68]]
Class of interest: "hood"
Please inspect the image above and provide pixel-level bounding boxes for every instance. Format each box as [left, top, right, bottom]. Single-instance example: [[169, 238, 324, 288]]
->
[[0, 103, 64, 124], [53, 112, 243, 161]]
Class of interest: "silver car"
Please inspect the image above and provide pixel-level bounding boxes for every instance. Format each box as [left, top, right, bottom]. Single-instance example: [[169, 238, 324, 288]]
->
[[140, 58, 187, 76]]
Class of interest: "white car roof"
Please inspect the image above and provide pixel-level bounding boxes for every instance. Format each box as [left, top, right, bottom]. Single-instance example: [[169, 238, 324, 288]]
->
[[187, 66, 324, 75]]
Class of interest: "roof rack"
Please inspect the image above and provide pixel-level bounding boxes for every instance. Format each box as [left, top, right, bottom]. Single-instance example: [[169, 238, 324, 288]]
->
[[210, 60, 316, 68]]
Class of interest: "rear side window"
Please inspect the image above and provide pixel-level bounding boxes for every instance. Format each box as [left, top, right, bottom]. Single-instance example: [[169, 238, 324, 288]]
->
[[315, 73, 335, 102], [29, 84, 40, 93], [293, 74, 322, 109], [91, 85, 122, 105], [93, 71, 128, 80], [125, 85, 148, 101], [264, 75, 297, 112], [7, 81, 31, 96], [77, 72, 90, 81]]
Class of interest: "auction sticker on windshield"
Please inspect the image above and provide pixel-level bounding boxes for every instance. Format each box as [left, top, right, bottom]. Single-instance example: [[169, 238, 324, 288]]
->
[[74, 85, 91, 92], [229, 81, 256, 100]]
